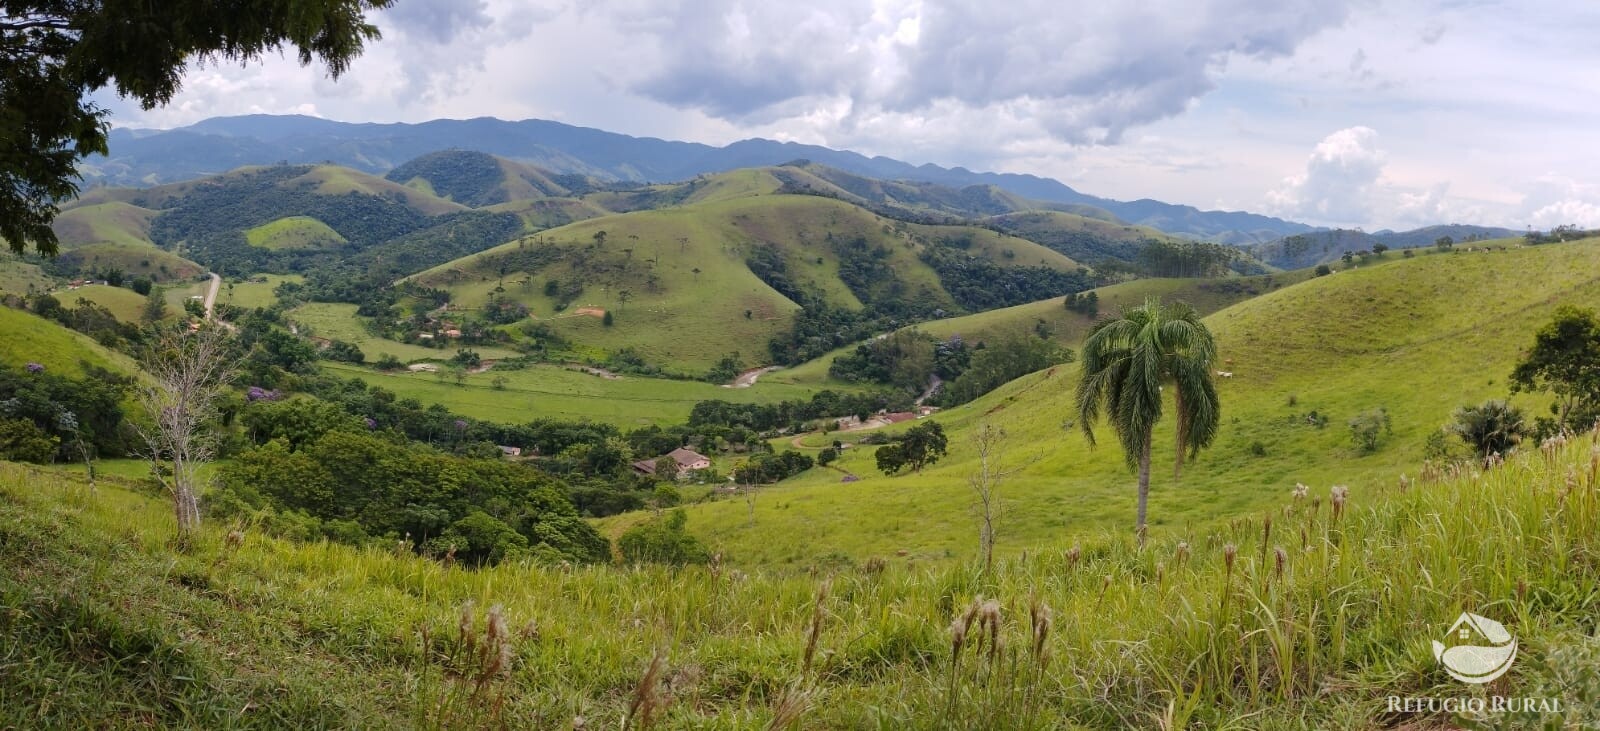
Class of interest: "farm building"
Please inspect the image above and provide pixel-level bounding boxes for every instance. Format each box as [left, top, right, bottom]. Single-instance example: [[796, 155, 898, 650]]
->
[[632, 447, 712, 478]]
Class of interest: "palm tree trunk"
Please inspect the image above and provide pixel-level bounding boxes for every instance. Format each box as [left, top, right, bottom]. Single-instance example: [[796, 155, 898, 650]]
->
[[1136, 430, 1153, 539], [1173, 387, 1187, 479]]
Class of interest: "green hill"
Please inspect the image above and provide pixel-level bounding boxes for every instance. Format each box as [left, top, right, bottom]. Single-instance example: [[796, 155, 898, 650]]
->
[[244, 216, 348, 250], [45, 200, 206, 282], [988, 210, 1175, 265], [385, 150, 581, 206], [662, 240, 1600, 565], [409, 193, 1084, 370], [0, 306, 140, 378]]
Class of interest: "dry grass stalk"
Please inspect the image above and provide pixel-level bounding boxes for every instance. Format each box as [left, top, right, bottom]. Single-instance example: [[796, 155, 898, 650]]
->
[[627, 650, 668, 730]]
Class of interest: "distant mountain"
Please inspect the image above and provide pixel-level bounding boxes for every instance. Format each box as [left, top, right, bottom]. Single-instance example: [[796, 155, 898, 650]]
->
[[86, 114, 1317, 243], [1246, 224, 1520, 269]]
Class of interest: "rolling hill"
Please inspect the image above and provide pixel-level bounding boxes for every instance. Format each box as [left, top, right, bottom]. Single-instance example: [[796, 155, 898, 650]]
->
[[653, 238, 1600, 565], [408, 191, 1087, 370], [88, 114, 1319, 242], [769, 272, 1315, 387], [1247, 224, 1519, 269], [385, 149, 584, 206], [45, 200, 205, 282]]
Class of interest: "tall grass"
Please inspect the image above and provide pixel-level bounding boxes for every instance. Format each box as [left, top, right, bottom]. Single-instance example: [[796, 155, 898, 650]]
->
[[2, 431, 1599, 728]]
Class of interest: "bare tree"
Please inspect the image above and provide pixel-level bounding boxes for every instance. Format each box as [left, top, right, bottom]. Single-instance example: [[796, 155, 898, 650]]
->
[[134, 326, 236, 537], [969, 421, 1026, 573]]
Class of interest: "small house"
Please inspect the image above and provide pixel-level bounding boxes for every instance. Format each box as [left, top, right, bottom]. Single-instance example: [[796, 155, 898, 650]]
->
[[497, 445, 523, 458], [632, 447, 712, 478]]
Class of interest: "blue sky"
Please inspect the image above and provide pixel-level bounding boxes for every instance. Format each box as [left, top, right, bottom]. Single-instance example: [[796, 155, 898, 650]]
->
[[95, 0, 1600, 231]]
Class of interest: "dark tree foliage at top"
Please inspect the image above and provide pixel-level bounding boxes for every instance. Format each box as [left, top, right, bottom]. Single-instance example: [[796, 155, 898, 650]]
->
[[1, 0, 393, 255]]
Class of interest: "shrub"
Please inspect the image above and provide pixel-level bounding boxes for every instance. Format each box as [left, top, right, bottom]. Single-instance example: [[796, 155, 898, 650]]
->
[[1448, 399, 1527, 460], [817, 447, 839, 466], [618, 510, 710, 565], [1348, 407, 1392, 454], [1314, 264, 1332, 277], [0, 418, 60, 463]]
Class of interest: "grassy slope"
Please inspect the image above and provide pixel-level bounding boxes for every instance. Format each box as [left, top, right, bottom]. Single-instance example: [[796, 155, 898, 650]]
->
[[3, 430, 1598, 728], [485, 197, 609, 231], [243, 216, 348, 250], [298, 165, 468, 216], [771, 273, 1310, 387], [0, 258, 54, 294], [53, 284, 148, 321], [411, 194, 1079, 371], [665, 242, 1600, 565], [47, 200, 205, 281], [990, 209, 1177, 246], [221, 274, 303, 310], [50, 201, 156, 249], [326, 362, 833, 428], [0, 306, 139, 378]]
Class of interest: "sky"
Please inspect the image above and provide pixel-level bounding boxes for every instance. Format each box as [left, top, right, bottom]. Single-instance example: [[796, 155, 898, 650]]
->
[[94, 0, 1600, 231]]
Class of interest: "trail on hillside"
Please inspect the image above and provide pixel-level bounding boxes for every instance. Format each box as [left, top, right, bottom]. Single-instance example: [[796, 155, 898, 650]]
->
[[725, 366, 780, 388]]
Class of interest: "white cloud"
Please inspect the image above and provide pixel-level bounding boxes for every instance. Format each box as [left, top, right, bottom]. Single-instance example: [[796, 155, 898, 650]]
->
[[1520, 176, 1600, 229], [583, 0, 1353, 145], [1266, 126, 1384, 225]]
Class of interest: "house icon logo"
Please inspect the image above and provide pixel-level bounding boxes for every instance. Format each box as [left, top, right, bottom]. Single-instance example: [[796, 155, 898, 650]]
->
[[1432, 612, 1517, 684]]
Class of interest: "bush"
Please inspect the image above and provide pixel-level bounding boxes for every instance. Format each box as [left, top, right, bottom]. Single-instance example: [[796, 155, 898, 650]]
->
[[817, 447, 839, 466], [0, 418, 60, 463], [1314, 264, 1332, 277], [322, 340, 365, 364], [1448, 399, 1527, 460], [1348, 407, 1392, 454], [618, 510, 710, 565]]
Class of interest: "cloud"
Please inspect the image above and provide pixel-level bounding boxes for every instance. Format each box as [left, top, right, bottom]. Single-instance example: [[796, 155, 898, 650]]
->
[[586, 0, 1353, 144], [383, 0, 493, 45], [1266, 126, 1385, 225], [1520, 176, 1600, 229], [377, 0, 551, 105]]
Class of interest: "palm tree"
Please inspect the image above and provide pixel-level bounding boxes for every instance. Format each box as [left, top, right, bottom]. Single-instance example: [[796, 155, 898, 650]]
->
[[1076, 298, 1221, 536]]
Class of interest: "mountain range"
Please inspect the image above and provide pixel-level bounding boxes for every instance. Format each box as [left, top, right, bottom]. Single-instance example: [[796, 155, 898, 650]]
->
[[90, 115, 1317, 245]]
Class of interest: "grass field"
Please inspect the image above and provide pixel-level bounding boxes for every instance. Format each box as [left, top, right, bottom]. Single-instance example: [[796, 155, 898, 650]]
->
[[324, 362, 835, 428], [288, 303, 519, 362], [244, 216, 347, 249], [0, 305, 139, 378], [0, 259, 55, 295], [648, 241, 1600, 566], [3, 427, 1597, 728], [55, 284, 149, 321], [222, 274, 303, 310]]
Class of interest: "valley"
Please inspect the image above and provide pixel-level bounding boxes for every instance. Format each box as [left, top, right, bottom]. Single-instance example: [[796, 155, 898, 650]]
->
[[4, 123, 1599, 730]]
